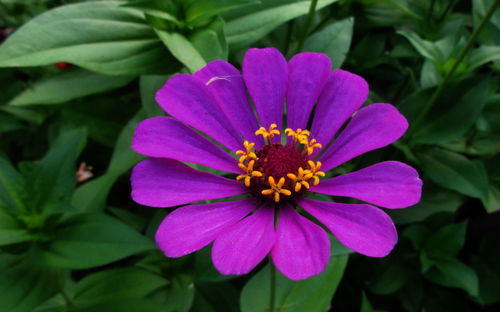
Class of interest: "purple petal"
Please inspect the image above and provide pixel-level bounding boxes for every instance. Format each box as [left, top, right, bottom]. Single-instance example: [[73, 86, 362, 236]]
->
[[131, 158, 246, 207], [299, 198, 397, 257], [286, 53, 331, 130], [194, 60, 262, 146], [156, 198, 257, 257], [156, 74, 242, 151], [271, 204, 330, 280], [310, 69, 368, 152], [132, 117, 239, 174], [212, 204, 275, 275], [243, 48, 287, 139], [319, 103, 409, 171], [311, 161, 422, 209]]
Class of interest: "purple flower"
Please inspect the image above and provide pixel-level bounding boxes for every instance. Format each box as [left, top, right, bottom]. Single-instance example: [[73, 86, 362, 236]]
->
[[131, 48, 422, 280]]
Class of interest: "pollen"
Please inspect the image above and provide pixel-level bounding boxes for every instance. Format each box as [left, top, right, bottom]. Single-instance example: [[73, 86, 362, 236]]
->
[[261, 176, 291, 203], [255, 123, 280, 141], [235, 126, 325, 203], [236, 160, 263, 187], [235, 140, 257, 162]]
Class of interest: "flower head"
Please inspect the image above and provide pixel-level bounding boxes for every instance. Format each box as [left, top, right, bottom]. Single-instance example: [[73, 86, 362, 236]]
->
[[131, 48, 422, 280]]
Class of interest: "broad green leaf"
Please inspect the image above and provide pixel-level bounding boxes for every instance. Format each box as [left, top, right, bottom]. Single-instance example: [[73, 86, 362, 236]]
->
[[0, 106, 46, 124], [73, 299, 171, 312], [397, 31, 443, 62], [28, 128, 87, 213], [0, 209, 34, 246], [389, 185, 463, 224], [224, 0, 339, 51], [139, 75, 167, 117], [425, 259, 479, 297], [468, 45, 500, 70], [412, 80, 491, 145], [303, 17, 354, 69], [8, 69, 134, 106], [240, 256, 348, 312], [190, 17, 228, 62], [72, 110, 145, 212], [0, 155, 26, 213], [154, 29, 207, 73], [185, 0, 258, 25], [482, 184, 500, 213], [0, 1, 172, 75], [424, 221, 467, 259], [417, 149, 489, 199], [38, 213, 155, 269], [152, 274, 195, 312], [73, 267, 168, 307], [0, 256, 62, 312]]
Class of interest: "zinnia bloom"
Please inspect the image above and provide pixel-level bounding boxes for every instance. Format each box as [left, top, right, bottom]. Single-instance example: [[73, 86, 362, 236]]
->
[[131, 48, 422, 280]]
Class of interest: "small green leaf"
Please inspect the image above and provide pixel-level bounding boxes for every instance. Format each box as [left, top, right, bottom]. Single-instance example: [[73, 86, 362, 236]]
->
[[139, 75, 167, 117], [468, 45, 500, 70], [482, 184, 500, 213], [424, 221, 467, 259], [28, 128, 87, 213], [37, 213, 155, 269], [303, 18, 354, 69], [73, 299, 171, 312], [0, 210, 34, 246], [0, 256, 62, 312], [425, 259, 479, 297], [240, 256, 348, 312], [154, 29, 207, 73], [417, 149, 489, 199], [0, 1, 172, 75], [225, 0, 339, 51], [0, 155, 26, 213], [73, 267, 168, 307], [190, 17, 228, 62], [185, 0, 258, 25], [8, 69, 134, 106], [397, 31, 443, 62]]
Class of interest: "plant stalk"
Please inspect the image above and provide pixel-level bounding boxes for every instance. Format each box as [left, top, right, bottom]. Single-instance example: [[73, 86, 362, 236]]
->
[[270, 258, 277, 312], [296, 0, 318, 52], [408, 0, 500, 137]]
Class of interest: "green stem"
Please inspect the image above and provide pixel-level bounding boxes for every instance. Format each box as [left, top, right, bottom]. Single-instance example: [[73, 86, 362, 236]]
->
[[296, 0, 318, 52], [270, 258, 277, 312], [408, 0, 500, 137]]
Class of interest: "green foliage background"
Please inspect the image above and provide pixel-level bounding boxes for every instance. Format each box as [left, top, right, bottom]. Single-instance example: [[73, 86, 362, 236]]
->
[[0, 0, 499, 311]]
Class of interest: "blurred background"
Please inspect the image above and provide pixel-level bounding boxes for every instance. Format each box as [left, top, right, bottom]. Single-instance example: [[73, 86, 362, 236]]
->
[[0, 0, 499, 311]]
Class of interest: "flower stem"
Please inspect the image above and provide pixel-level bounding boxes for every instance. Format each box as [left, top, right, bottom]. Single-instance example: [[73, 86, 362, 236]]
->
[[408, 0, 500, 138], [296, 0, 318, 52], [269, 257, 277, 312]]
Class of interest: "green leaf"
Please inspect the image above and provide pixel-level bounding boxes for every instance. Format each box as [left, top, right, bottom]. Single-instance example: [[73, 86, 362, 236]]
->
[[139, 75, 167, 117], [0, 256, 62, 312], [397, 31, 443, 62], [152, 274, 195, 312], [72, 110, 145, 212], [73, 267, 168, 307], [0, 209, 34, 246], [367, 260, 411, 295], [424, 221, 467, 259], [412, 80, 491, 145], [224, 0, 339, 51], [0, 155, 26, 213], [185, 0, 258, 25], [28, 128, 87, 213], [37, 212, 155, 269], [154, 29, 207, 73], [8, 69, 134, 106], [0, 1, 172, 75], [468, 45, 500, 70], [190, 17, 228, 62], [240, 256, 348, 312], [303, 17, 354, 69], [417, 149, 489, 199], [73, 299, 171, 312], [425, 259, 479, 297], [482, 184, 500, 213]]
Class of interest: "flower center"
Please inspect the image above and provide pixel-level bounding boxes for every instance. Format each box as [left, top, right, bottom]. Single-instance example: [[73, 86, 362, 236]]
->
[[235, 124, 325, 203]]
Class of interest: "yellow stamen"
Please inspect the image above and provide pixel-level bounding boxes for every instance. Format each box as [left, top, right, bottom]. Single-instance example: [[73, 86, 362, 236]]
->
[[299, 136, 322, 155], [235, 140, 257, 162], [236, 160, 263, 187], [255, 123, 280, 141], [261, 176, 291, 202], [308, 160, 326, 185], [287, 167, 313, 192], [285, 128, 310, 142]]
